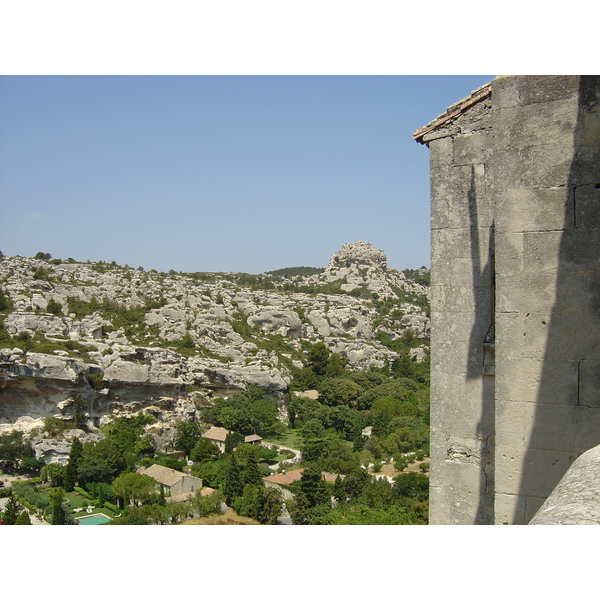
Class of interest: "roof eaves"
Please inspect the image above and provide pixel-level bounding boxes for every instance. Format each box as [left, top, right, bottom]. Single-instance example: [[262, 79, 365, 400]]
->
[[412, 81, 492, 145]]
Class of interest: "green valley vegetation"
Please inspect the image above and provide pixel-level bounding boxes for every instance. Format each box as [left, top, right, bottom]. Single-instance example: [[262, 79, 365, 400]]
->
[[0, 246, 430, 524]]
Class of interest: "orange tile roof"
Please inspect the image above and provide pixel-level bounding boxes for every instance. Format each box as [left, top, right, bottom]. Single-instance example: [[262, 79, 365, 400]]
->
[[413, 81, 492, 145], [262, 468, 305, 486]]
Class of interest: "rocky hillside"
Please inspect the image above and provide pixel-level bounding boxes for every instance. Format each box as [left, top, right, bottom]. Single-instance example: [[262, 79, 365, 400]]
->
[[0, 241, 429, 443]]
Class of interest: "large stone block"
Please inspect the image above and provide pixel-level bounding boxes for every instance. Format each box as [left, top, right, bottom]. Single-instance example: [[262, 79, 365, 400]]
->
[[578, 360, 600, 409], [495, 356, 578, 406], [453, 132, 493, 166], [575, 184, 600, 230], [495, 311, 551, 362], [494, 186, 573, 233], [573, 405, 600, 453], [429, 459, 488, 524], [492, 75, 580, 109], [492, 144, 575, 190], [493, 98, 579, 150], [496, 446, 576, 499]]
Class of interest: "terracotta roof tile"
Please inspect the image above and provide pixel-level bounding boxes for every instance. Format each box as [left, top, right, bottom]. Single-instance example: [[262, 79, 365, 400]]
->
[[141, 464, 185, 487], [202, 426, 230, 442], [413, 81, 492, 144]]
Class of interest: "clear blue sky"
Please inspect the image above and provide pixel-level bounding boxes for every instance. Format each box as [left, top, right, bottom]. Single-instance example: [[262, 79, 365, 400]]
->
[[0, 75, 492, 273]]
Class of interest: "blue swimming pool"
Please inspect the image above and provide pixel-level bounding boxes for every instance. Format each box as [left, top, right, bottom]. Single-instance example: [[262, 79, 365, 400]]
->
[[76, 513, 112, 525]]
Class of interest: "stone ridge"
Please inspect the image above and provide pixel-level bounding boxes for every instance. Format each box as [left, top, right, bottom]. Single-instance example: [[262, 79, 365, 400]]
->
[[0, 243, 430, 461], [326, 241, 388, 270]]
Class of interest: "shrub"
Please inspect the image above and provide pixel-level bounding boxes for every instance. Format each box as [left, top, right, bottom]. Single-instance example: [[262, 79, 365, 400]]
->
[[85, 371, 104, 390], [46, 298, 63, 316]]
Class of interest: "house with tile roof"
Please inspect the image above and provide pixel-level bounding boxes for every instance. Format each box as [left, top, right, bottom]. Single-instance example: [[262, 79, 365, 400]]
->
[[262, 468, 343, 499], [140, 464, 203, 502], [244, 434, 263, 445], [201, 426, 230, 452]]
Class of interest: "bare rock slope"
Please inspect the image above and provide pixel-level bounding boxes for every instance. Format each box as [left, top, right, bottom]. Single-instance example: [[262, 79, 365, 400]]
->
[[0, 241, 429, 439]]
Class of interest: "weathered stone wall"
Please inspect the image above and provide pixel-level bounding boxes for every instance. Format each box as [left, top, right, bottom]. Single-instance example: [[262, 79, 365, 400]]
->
[[423, 87, 495, 524], [418, 75, 600, 524]]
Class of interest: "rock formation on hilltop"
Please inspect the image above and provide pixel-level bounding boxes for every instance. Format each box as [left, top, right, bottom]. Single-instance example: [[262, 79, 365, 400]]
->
[[0, 242, 429, 462], [327, 241, 388, 270]]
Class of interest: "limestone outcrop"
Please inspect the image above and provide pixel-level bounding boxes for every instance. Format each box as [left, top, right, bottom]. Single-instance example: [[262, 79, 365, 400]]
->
[[0, 242, 430, 441]]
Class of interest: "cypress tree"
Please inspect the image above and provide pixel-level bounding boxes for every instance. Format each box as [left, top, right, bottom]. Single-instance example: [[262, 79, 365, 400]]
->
[[2, 495, 22, 525], [242, 457, 263, 487], [50, 488, 66, 525], [223, 452, 243, 505], [333, 474, 346, 502], [15, 511, 32, 525], [299, 465, 330, 508]]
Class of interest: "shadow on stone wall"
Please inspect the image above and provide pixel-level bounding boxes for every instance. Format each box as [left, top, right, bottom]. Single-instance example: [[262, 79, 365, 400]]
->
[[466, 165, 496, 524], [518, 76, 600, 523]]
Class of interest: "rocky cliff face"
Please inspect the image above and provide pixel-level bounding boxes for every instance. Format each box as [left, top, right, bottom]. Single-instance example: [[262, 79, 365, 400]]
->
[[0, 241, 429, 448]]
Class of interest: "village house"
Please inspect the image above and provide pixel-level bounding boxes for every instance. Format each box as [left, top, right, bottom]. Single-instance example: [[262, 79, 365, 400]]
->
[[262, 468, 343, 500], [244, 434, 262, 445], [140, 463, 204, 503], [201, 426, 230, 452], [202, 426, 263, 451]]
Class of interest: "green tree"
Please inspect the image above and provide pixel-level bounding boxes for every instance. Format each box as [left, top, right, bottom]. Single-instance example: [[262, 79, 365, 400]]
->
[[242, 455, 263, 487], [289, 366, 319, 392], [224, 432, 244, 454], [392, 354, 416, 378], [15, 511, 32, 525], [370, 396, 405, 419], [190, 438, 220, 463], [64, 436, 83, 492], [2, 494, 22, 525], [0, 431, 35, 474], [249, 398, 278, 435], [317, 378, 364, 408], [111, 472, 156, 506], [307, 342, 330, 377], [0, 286, 13, 312], [174, 421, 201, 458], [192, 489, 225, 518], [260, 486, 283, 524], [299, 464, 330, 509], [76, 455, 112, 485], [134, 434, 156, 458], [69, 437, 83, 469], [333, 474, 346, 502], [73, 395, 88, 430], [394, 472, 429, 502], [324, 352, 348, 378], [344, 468, 370, 501], [286, 490, 310, 525], [286, 393, 321, 427], [233, 484, 283, 524], [47, 463, 66, 488], [46, 298, 63, 316], [48, 487, 66, 525], [223, 452, 243, 505]]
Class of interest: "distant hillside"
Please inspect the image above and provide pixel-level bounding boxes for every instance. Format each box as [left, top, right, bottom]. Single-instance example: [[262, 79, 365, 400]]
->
[[0, 241, 430, 444], [265, 266, 325, 278]]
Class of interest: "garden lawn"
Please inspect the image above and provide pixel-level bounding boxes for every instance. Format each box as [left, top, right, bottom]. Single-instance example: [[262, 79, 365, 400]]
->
[[262, 428, 302, 451]]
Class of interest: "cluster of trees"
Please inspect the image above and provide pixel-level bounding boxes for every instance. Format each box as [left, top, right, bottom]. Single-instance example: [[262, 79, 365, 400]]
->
[[200, 385, 286, 438], [0, 431, 45, 475], [272, 339, 430, 524], [2, 407, 284, 525], [285, 466, 429, 525], [286, 342, 429, 468], [0, 493, 32, 525], [221, 446, 283, 524]]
